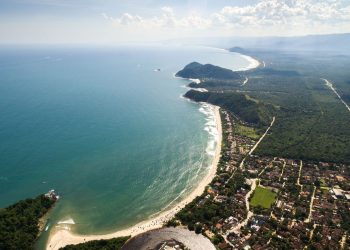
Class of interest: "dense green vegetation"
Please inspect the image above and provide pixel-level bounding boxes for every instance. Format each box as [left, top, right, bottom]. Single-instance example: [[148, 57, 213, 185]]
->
[[175, 173, 247, 232], [250, 187, 277, 209], [182, 49, 350, 163], [0, 195, 55, 250], [184, 90, 275, 126], [176, 61, 241, 80], [61, 237, 130, 250], [236, 123, 260, 139], [244, 52, 350, 163]]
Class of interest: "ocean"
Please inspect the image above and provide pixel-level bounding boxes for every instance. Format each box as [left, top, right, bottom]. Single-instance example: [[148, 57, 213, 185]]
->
[[0, 45, 250, 247]]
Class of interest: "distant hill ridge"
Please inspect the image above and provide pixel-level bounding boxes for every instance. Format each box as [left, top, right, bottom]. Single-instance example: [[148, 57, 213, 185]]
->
[[169, 33, 350, 55], [176, 62, 242, 80]]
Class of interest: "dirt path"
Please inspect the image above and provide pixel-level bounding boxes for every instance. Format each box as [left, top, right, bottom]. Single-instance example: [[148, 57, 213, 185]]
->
[[296, 160, 303, 194], [309, 223, 317, 241], [340, 232, 347, 249], [241, 76, 249, 86], [279, 160, 286, 182], [224, 178, 257, 241], [322, 78, 350, 113], [258, 165, 269, 177], [304, 186, 316, 223], [248, 117, 275, 156], [221, 117, 275, 245], [227, 116, 275, 186]]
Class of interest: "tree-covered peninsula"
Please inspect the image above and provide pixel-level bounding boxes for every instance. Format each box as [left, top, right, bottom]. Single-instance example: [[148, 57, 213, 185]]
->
[[0, 194, 56, 250], [176, 62, 242, 80]]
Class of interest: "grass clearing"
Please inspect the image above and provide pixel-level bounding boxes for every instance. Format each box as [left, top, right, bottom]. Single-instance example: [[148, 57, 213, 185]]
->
[[250, 186, 277, 209], [319, 178, 328, 187], [236, 124, 260, 139]]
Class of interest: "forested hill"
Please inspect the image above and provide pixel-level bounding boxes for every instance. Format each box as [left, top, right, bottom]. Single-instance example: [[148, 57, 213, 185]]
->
[[176, 62, 242, 80], [179, 47, 350, 163], [0, 195, 55, 250], [184, 90, 275, 126]]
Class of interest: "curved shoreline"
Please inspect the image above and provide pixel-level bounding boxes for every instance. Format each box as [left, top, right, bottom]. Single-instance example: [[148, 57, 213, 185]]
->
[[190, 45, 260, 72], [236, 54, 260, 71], [46, 106, 222, 250], [46, 50, 258, 250]]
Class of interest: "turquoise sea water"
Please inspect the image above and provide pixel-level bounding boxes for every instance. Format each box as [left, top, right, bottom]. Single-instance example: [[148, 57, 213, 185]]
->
[[0, 45, 249, 247]]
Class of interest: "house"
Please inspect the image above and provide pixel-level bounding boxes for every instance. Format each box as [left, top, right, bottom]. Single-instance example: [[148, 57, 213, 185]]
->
[[335, 175, 345, 182], [331, 188, 344, 198]]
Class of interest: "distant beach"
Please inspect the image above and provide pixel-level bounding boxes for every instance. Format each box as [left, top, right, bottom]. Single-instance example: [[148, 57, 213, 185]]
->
[[236, 54, 260, 71], [46, 105, 222, 250]]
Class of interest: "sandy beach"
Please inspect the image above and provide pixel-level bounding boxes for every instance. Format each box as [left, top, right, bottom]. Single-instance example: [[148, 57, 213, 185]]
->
[[237, 54, 260, 71], [46, 106, 222, 250]]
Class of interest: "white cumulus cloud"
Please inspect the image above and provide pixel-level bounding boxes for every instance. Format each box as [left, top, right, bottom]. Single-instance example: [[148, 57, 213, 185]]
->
[[102, 0, 350, 36]]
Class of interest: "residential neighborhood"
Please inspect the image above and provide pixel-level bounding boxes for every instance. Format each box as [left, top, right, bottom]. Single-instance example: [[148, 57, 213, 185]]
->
[[171, 109, 350, 249]]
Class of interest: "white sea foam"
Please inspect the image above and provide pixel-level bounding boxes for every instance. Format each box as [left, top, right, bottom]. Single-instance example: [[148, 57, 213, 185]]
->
[[160, 188, 188, 212], [189, 78, 201, 84], [57, 218, 75, 225], [179, 94, 198, 104], [174, 74, 208, 94], [162, 61, 219, 218], [199, 103, 220, 158], [194, 88, 208, 92], [205, 120, 216, 126]]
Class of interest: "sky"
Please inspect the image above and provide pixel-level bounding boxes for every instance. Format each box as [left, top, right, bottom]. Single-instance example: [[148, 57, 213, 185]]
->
[[0, 0, 350, 44]]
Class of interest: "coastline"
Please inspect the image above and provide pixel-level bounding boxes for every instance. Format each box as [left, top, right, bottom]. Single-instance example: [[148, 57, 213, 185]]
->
[[236, 54, 260, 71], [46, 105, 222, 250], [46, 50, 259, 250], [191, 45, 260, 72]]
